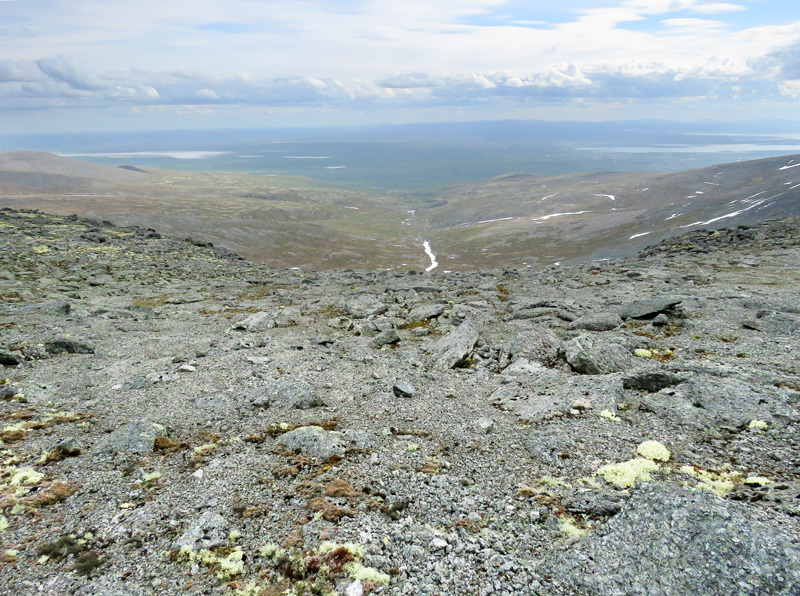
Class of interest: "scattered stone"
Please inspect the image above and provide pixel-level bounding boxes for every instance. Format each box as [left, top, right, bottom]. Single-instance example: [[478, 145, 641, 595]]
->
[[174, 511, 230, 550], [95, 420, 167, 455], [371, 328, 400, 348], [44, 338, 95, 355], [474, 417, 495, 433], [247, 380, 323, 410], [623, 370, 685, 392], [652, 313, 669, 326], [229, 311, 275, 332], [55, 438, 81, 457], [392, 382, 415, 398], [0, 350, 21, 366], [279, 426, 346, 460]]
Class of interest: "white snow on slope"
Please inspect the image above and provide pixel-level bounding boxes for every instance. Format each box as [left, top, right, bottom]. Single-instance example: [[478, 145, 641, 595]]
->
[[531, 211, 591, 222]]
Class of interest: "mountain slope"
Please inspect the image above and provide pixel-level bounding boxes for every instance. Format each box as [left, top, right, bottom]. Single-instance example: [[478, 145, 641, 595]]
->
[[1, 151, 799, 270], [419, 154, 800, 267]]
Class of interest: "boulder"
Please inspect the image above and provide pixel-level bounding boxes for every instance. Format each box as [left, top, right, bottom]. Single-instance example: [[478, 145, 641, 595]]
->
[[538, 483, 800, 596]]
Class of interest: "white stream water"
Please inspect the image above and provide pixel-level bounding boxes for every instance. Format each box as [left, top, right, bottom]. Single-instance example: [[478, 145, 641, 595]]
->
[[422, 241, 438, 272]]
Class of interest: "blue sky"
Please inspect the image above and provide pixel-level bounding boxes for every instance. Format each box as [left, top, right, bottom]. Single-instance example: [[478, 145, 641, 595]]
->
[[0, 0, 799, 132]]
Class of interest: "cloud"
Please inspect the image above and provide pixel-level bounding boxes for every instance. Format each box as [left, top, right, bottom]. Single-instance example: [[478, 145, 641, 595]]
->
[[36, 56, 103, 91], [0, 1, 799, 128]]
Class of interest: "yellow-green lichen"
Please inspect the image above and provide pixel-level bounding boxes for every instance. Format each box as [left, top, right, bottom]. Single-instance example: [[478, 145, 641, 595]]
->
[[636, 440, 671, 462], [744, 476, 772, 487], [558, 515, 589, 537], [0, 514, 8, 532], [347, 561, 391, 585], [599, 410, 621, 421], [9, 467, 44, 486], [748, 419, 768, 430], [680, 465, 742, 497], [175, 546, 245, 580], [597, 458, 660, 488], [634, 349, 653, 358]]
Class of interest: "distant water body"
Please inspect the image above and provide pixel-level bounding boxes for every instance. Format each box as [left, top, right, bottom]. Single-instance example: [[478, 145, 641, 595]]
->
[[8, 126, 800, 194]]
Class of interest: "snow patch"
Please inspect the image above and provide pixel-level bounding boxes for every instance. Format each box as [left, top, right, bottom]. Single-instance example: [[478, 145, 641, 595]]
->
[[530, 211, 591, 222]]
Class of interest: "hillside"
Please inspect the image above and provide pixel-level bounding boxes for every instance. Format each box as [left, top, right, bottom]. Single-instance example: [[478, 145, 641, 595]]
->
[[1, 151, 799, 271], [1, 208, 799, 596]]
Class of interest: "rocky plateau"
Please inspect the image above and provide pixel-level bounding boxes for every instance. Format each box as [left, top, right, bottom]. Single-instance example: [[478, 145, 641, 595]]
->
[[1, 207, 799, 596]]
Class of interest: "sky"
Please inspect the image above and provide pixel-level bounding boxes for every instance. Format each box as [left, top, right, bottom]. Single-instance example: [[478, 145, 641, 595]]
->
[[1, 0, 799, 133]]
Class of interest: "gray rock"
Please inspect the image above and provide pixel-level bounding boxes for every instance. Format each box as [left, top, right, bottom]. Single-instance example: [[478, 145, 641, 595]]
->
[[174, 511, 229, 550], [622, 370, 686, 392], [247, 380, 323, 410], [640, 377, 789, 429], [407, 302, 446, 323], [96, 420, 167, 454], [15, 299, 71, 316], [474, 417, 495, 434], [569, 312, 623, 331], [55, 438, 81, 457], [493, 373, 622, 421], [344, 295, 387, 319], [229, 311, 275, 332], [44, 338, 95, 355], [122, 375, 152, 391], [538, 483, 800, 596], [563, 335, 632, 375], [428, 318, 483, 370], [279, 426, 346, 460], [393, 381, 416, 398], [618, 296, 683, 320], [745, 312, 800, 335], [0, 350, 21, 366], [371, 328, 400, 348], [652, 313, 669, 326], [503, 328, 561, 368], [564, 489, 628, 517]]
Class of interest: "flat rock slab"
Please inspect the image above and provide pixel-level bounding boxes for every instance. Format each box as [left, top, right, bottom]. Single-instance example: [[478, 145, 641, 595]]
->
[[569, 312, 623, 331], [538, 483, 800, 596], [427, 318, 483, 370], [406, 302, 446, 323], [618, 296, 683, 320], [493, 372, 622, 422], [639, 376, 796, 429], [563, 334, 632, 375]]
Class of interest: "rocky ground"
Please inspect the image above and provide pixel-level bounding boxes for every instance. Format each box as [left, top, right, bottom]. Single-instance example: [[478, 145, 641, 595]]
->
[[1, 207, 799, 596]]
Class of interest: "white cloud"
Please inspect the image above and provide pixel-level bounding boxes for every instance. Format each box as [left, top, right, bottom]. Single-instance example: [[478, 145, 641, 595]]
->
[[0, 0, 798, 129]]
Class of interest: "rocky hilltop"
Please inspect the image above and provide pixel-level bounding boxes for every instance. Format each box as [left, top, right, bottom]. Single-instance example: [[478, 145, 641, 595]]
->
[[1, 207, 799, 596]]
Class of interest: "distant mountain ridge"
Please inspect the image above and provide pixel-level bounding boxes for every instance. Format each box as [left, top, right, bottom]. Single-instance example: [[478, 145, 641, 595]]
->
[[0, 150, 798, 270]]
